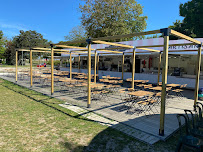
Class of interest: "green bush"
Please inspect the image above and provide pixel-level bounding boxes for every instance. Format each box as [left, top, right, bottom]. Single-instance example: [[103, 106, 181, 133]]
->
[[46, 60, 60, 66]]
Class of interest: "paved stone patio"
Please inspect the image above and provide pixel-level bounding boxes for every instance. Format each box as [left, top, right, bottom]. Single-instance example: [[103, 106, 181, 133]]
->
[[0, 72, 197, 144]]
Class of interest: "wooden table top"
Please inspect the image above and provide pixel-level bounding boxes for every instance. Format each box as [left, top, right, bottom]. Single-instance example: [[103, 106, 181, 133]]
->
[[166, 84, 181, 87], [125, 79, 149, 83], [149, 86, 171, 91], [128, 90, 154, 97]]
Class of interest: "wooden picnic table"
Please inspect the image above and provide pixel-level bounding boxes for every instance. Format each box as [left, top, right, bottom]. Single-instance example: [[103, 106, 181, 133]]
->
[[166, 84, 181, 87], [108, 77, 121, 80], [149, 86, 171, 91], [125, 78, 149, 83], [128, 90, 154, 97]]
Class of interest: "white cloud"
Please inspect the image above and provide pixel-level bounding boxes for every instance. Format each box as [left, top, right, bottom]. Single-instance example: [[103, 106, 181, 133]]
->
[[0, 23, 28, 31]]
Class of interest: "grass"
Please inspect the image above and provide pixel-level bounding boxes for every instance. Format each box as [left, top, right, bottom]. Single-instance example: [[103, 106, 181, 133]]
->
[[0, 78, 186, 152]]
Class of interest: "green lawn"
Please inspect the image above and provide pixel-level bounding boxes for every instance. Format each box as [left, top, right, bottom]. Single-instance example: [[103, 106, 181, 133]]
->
[[0, 78, 183, 152]]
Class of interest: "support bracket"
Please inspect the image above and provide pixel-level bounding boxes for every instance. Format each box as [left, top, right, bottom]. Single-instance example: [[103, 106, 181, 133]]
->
[[86, 38, 92, 44], [197, 43, 202, 48], [160, 28, 171, 36]]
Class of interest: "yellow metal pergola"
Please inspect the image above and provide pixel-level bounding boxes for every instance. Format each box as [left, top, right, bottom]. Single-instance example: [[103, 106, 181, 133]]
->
[[17, 28, 202, 137], [54, 28, 202, 136]]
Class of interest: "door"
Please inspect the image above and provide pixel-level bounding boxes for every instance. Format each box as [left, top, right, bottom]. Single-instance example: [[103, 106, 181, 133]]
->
[[135, 59, 141, 73]]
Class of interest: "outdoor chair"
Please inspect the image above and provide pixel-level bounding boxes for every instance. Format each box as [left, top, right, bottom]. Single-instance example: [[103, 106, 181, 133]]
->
[[119, 89, 137, 108], [172, 89, 184, 98], [126, 94, 152, 115], [176, 114, 203, 152], [64, 84, 75, 94], [194, 104, 203, 129], [136, 96, 159, 116], [91, 90, 103, 101], [184, 109, 203, 139]]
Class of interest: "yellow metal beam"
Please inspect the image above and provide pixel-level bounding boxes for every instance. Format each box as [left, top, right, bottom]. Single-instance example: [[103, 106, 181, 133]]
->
[[122, 53, 125, 80], [51, 45, 54, 95], [32, 50, 51, 53], [54, 29, 160, 45], [132, 48, 136, 89], [55, 45, 93, 50], [87, 42, 91, 108], [159, 35, 169, 136], [78, 54, 80, 70], [171, 29, 201, 45], [134, 43, 197, 48], [136, 47, 160, 52], [98, 49, 123, 54], [30, 49, 33, 87], [93, 40, 134, 49], [70, 52, 72, 79], [15, 50, 18, 82], [157, 52, 162, 85], [33, 47, 65, 51], [194, 44, 202, 106], [94, 51, 97, 83]]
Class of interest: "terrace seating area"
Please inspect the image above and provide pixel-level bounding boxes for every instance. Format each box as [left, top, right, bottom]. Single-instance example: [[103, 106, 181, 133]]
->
[[1, 28, 202, 145], [0, 67, 189, 117], [0, 67, 196, 143]]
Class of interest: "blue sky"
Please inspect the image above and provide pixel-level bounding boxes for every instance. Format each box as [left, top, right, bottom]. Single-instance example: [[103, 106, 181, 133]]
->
[[0, 0, 189, 43]]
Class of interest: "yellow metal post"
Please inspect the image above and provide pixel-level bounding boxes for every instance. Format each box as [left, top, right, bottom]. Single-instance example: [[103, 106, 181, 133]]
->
[[132, 48, 136, 89], [78, 54, 80, 70], [70, 52, 72, 79], [157, 52, 162, 85], [159, 35, 169, 136], [122, 52, 125, 80], [87, 39, 91, 108], [30, 49, 33, 87], [15, 50, 18, 82], [94, 50, 97, 83], [51, 44, 54, 95], [194, 43, 202, 106]]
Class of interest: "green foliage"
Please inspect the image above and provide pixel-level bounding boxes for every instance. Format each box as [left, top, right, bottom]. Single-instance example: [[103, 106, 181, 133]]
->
[[0, 31, 7, 59], [79, 0, 147, 41], [4, 30, 50, 65], [65, 25, 87, 41], [4, 40, 16, 65], [169, 0, 203, 39], [47, 60, 60, 66], [13, 30, 49, 48], [145, 34, 160, 39]]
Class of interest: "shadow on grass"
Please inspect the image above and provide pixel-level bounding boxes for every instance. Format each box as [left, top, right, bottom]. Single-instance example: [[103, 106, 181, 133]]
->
[[0, 79, 96, 123]]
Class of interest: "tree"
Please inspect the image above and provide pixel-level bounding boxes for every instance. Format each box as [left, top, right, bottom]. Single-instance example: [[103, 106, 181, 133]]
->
[[4, 40, 16, 65], [79, 0, 147, 40], [4, 30, 50, 65], [170, 0, 203, 39], [13, 30, 49, 48], [65, 25, 87, 41], [0, 30, 7, 59]]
